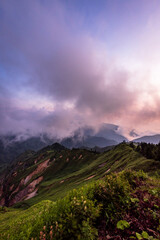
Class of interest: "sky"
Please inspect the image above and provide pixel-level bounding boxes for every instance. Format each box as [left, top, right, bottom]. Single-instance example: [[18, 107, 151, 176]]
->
[[1, 0, 160, 139]]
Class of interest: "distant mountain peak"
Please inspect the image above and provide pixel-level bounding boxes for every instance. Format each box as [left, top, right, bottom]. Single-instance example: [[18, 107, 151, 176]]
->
[[133, 134, 160, 144], [51, 142, 66, 150]]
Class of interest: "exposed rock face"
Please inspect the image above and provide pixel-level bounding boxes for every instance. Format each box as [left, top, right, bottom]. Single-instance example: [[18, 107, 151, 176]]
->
[[25, 188, 38, 200], [0, 142, 67, 207], [0, 159, 50, 206], [24, 159, 50, 185], [9, 176, 43, 206], [85, 175, 95, 181]]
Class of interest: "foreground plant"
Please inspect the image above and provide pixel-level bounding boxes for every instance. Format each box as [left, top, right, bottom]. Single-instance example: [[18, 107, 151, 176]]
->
[[0, 170, 159, 240]]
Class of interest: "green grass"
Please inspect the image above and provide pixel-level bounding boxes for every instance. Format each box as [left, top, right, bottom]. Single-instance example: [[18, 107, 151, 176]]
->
[[0, 170, 159, 239], [7, 143, 160, 208], [0, 201, 54, 239], [0, 142, 160, 239]]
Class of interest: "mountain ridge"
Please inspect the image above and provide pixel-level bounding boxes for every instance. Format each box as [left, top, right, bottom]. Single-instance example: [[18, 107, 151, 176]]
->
[[133, 134, 160, 144], [0, 124, 127, 171], [1, 142, 160, 208]]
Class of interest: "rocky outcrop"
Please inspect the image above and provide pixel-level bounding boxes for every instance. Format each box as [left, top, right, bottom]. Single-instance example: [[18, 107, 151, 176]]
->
[[9, 176, 43, 206], [25, 188, 38, 200], [0, 159, 50, 206], [24, 159, 50, 185], [0, 142, 67, 207]]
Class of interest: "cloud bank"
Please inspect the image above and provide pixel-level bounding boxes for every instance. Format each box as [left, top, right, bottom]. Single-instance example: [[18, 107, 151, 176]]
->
[[0, 0, 160, 138]]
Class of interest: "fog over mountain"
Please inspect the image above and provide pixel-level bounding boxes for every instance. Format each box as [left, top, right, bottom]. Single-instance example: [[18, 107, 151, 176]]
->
[[1, 1, 160, 139], [0, 123, 127, 169]]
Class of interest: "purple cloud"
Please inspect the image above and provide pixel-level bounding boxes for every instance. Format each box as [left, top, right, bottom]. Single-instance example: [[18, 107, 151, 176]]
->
[[1, 0, 160, 138]]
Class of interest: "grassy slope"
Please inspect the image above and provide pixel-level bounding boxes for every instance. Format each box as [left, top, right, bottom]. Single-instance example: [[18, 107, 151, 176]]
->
[[0, 143, 160, 239], [14, 143, 160, 207], [0, 171, 160, 240]]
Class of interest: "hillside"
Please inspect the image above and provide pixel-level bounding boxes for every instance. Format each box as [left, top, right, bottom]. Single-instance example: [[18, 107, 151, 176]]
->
[[0, 170, 160, 240], [0, 135, 54, 172], [0, 143, 160, 239], [1, 143, 160, 208], [0, 135, 116, 172], [0, 124, 127, 171]]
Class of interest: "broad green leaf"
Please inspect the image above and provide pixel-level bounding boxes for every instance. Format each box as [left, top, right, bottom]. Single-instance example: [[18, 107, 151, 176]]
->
[[136, 232, 143, 239], [117, 220, 130, 230], [142, 231, 149, 239]]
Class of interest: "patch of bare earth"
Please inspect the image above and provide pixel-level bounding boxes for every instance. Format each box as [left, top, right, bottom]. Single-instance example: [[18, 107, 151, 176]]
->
[[24, 159, 50, 185], [85, 175, 95, 181], [9, 176, 44, 205]]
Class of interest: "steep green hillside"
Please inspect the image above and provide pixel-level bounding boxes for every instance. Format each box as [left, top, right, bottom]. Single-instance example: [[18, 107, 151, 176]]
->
[[0, 143, 160, 239], [1, 143, 160, 209]]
